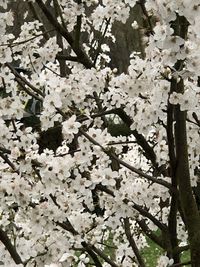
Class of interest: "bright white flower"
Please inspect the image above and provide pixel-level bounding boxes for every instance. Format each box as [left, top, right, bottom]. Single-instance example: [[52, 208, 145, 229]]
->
[[115, 6, 130, 24], [157, 255, 174, 267], [62, 115, 81, 142], [131, 21, 139, 30], [125, 0, 136, 7], [169, 92, 183, 105], [37, 37, 61, 63], [163, 36, 185, 52], [59, 252, 77, 263], [44, 264, 61, 267], [179, 90, 198, 111]]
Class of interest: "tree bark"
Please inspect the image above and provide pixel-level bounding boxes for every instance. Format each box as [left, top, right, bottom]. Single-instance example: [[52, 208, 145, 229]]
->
[[169, 15, 200, 266], [174, 79, 200, 266]]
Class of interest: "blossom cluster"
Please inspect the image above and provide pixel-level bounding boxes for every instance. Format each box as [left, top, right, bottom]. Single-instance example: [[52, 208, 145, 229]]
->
[[0, 0, 199, 266]]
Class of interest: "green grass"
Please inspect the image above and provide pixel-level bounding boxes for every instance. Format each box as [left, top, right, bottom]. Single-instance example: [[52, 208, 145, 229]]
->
[[141, 237, 191, 266], [141, 237, 163, 266]]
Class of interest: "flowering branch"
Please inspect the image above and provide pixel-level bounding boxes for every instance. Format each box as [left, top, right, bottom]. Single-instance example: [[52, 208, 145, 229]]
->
[[129, 201, 167, 231], [0, 29, 55, 47], [80, 128, 171, 189], [57, 222, 119, 267], [93, 18, 111, 65], [35, 0, 93, 68], [5, 63, 44, 100]]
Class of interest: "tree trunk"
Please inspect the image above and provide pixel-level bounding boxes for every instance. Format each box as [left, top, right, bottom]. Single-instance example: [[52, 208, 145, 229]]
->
[[175, 79, 200, 266]]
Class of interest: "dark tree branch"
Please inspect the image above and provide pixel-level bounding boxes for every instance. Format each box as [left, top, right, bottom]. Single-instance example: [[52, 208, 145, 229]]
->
[[167, 79, 179, 262], [95, 184, 115, 197], [113, 108, 158, 168], [35, 0, 94, 68], [171, 261, 191, 267], [137, 219, 165, 249], [0, 151, 19, 173], [128, 201, 167, 231], [124, 218, 146, 267], [192, 112, 200, 127], [57, 221, 118, 267], [56, 54, 78, 62], [137, 0, 154, 34], [53, 0, 67, 77], [173, 244, 190, 255], [0, 228, 23, 265], [54, 0, 68, 29], [74, 0, 82, 48], [9, 73, 43, 102], [55, 221, 78, 235], [81, 242, 102, 267], [0, 147, 11, 154], [28, 2, 52, 40], [91, 245, 119, 267], [174, 78, 200, 260], [80, 107, 165, 177]]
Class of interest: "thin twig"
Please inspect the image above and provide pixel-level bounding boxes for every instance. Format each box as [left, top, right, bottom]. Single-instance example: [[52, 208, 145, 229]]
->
[[127, 200, 167, 231], [93, 18, 111, 65], [79, 128, 171, 189], [192, 112, 200, 127], [91, 245, 119, 267], [53, 0, 67, 77], [0, 151, 19, 173], [6, 63, 44, 98], [0, 29, 55, 47], [43, 63, 62, 77], [10, 74, 43, 102], [171, 261, 191, 267], [124, 218, 146, 267], [137, 0, 154, 34]]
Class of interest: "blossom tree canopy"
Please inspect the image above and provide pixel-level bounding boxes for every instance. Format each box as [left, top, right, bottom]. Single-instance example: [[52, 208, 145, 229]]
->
[[0, 0, 200, 266]]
